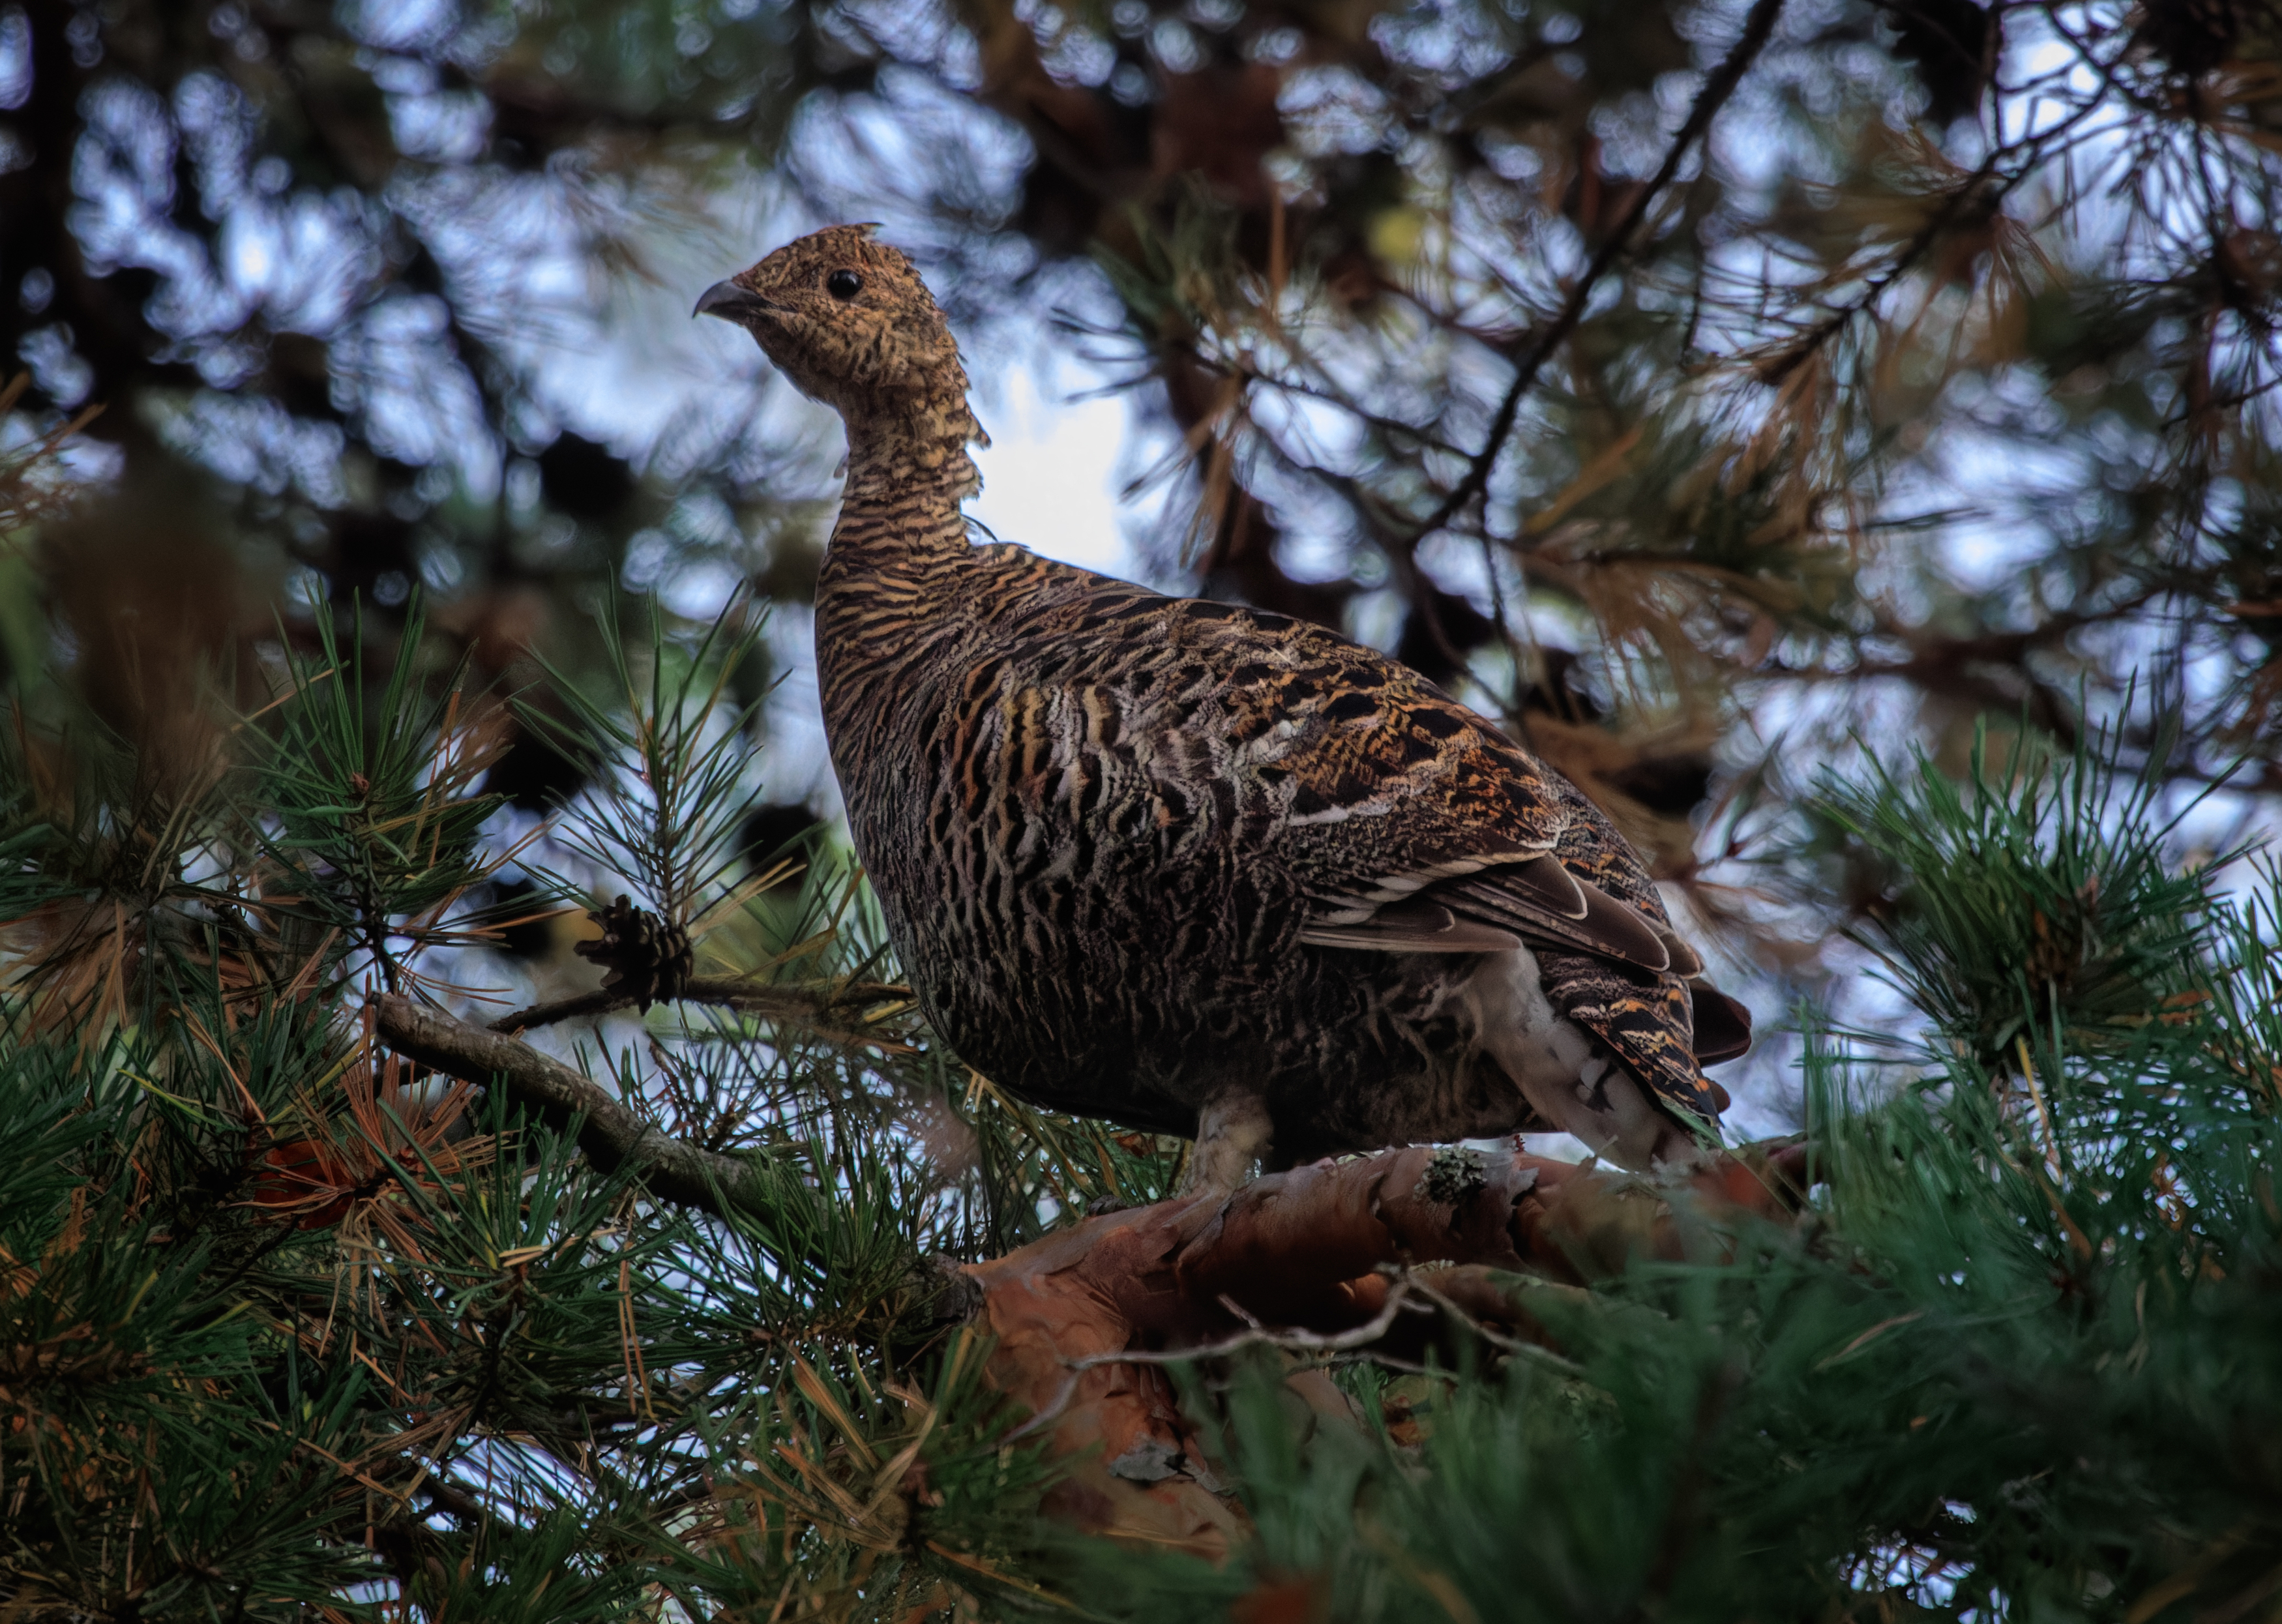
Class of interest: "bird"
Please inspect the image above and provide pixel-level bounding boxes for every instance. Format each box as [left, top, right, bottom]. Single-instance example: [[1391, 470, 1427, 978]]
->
[[696, 225, 1751, 1192]]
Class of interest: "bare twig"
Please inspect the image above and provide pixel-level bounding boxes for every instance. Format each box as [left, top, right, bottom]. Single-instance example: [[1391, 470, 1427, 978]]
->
[[487, 976, 911, 1037], [1000, 1277, 1436, 1444], [488, 988, 629, 1033], [1402, 1269, 1587, 1377], [1069, 1275, 1432, 1370]]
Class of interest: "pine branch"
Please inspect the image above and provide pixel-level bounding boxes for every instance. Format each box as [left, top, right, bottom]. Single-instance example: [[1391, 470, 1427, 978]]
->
[[487, 977, 911, 1037], [372, 992, 768, 1220], [372, 992, 977, 1332], [1408, 0, 1789, 546]]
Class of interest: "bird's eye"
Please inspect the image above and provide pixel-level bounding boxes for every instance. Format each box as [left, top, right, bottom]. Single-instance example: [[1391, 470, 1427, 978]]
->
[[826, 269, 863, 301]]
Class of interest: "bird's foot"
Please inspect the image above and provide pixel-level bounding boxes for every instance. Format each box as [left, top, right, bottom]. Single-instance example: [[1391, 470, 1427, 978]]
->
[[1176, 1090, 1274, 1199]]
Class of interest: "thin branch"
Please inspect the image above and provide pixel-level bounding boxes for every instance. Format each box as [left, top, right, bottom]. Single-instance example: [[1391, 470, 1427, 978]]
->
[[1402, 1269, 1588, 1377], [1751, 90, 2111, 386], [1069, 1276, 1432, 1370], [1409, 0, 1790, 545], [373, 992, 765, 1220], [487, 977, 911, 1037], [1000, 1277, 1438, 1443], [488, 988, 628, 1033]]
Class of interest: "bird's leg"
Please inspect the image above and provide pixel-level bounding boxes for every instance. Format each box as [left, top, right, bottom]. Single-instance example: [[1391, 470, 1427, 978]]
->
[[1179, 1089, 1275, 1198], [1535, 1054, 1711, 1175]]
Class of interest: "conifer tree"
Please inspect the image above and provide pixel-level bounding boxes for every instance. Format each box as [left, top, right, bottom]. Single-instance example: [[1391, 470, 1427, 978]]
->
[[3, 0, 2281, 1617], [2, 485, 2275, 1611]]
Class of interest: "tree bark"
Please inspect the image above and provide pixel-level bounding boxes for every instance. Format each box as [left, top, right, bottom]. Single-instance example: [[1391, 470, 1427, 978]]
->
[[964, 1142, 1807, 1554]]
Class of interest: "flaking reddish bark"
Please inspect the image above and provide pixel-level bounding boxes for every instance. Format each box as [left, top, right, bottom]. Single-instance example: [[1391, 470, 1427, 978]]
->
[[964, 1142, 1808, 1555]]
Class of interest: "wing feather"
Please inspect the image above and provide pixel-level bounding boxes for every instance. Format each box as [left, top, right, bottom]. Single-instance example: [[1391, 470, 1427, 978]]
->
[[1655, 927, 1704, 978], [1689, 982, 1753, 1065], [1307, 852, 1670, 971], [1444, 872, 1671, 973], [1297, 898, 1524, 954], [979, 573, 1741, 1123]]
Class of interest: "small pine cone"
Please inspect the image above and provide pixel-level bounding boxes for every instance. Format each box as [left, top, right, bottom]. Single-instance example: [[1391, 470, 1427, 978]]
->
[[574, 894, 692, 1011]]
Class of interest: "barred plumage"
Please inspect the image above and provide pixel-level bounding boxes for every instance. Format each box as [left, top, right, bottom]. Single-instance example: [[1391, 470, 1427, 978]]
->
[[698, 226, 1750, 1187]]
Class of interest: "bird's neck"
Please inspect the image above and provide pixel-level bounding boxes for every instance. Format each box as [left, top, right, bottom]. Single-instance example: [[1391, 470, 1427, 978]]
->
[[814, 402, 983, 779], [829, 396, 983, 563]]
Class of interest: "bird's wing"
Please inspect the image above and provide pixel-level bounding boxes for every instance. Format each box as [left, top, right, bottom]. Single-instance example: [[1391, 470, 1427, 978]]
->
[[984, 583, 1741, 1109], [1284, 738, 1740, 1121], [1535, 949, 1726, 1124], [1297, 849, 1689, 968]]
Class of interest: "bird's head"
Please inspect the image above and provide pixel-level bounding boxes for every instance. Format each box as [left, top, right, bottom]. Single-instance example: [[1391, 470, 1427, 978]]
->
[[695, 225, 975, 433]]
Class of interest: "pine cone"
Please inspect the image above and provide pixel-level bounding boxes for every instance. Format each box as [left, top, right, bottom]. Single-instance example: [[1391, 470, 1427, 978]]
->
[[574, 895, 692, 1011]]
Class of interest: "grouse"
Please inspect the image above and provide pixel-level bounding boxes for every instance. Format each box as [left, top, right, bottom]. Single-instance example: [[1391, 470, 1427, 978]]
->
[[697, 226, 1751, 1190]]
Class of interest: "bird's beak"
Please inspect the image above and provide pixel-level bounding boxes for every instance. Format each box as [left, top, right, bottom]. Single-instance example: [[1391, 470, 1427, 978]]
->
[[694, 280, 775, 322]]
